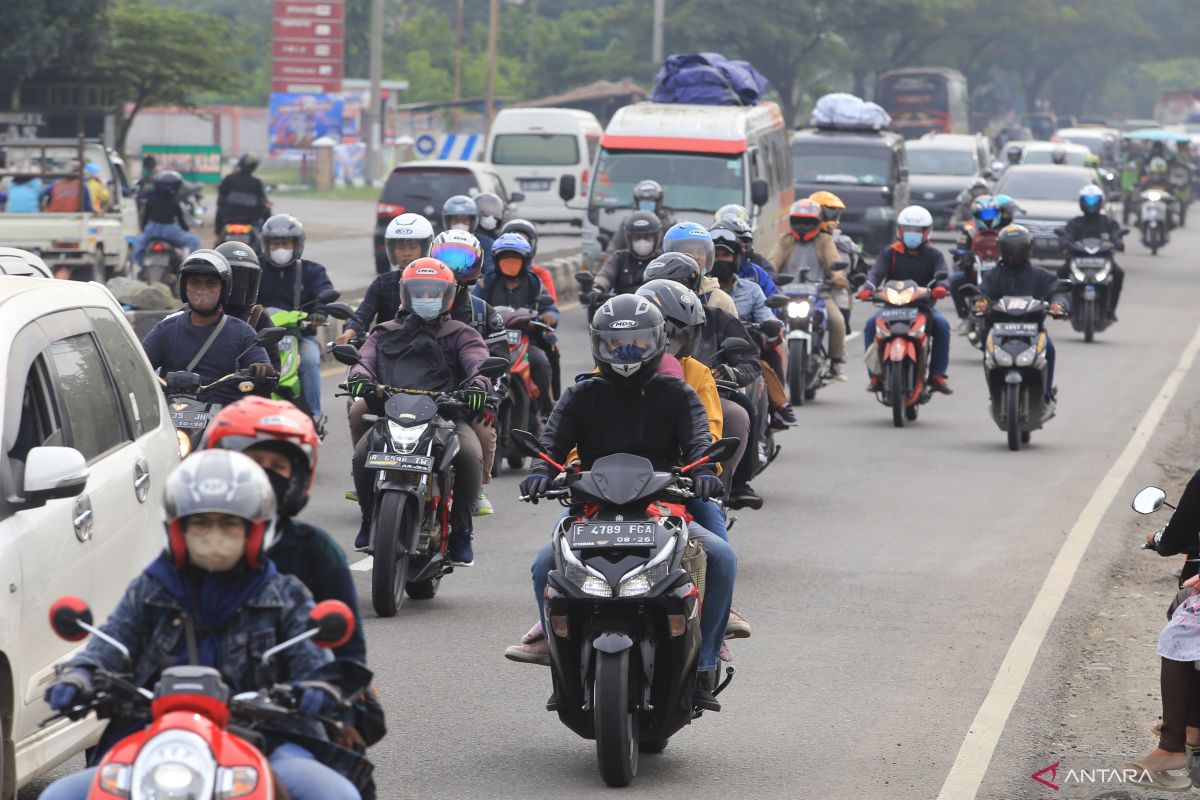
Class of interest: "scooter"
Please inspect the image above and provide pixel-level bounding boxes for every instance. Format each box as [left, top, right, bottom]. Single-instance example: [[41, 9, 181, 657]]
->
[[781, 269, 834, 406], [217, 222, 264, 255], [493, 306, 553, 473], [268, 289, 356, 435], [1139, 189, 1170, 255], [862, 274, 948, 428], [513, 430, 739, 787], [1060, 234, 1124, 342]]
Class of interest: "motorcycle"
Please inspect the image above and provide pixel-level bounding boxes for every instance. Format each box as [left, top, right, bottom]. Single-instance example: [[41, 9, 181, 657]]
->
[[1059, 233, 1125, 342], [217, 222, 264, 255], [140, 239, 186, 290], [1139, 189, 1170, 255], [41, 595, 367, 800], [332, 349, 509, 617], [512, 430, 739, 787], [180, 182, 206, 230], [715, 335, 777, 476], [862, 274, 948, 427], [781, 269, 834, 405], [493, 306, 553, 474], [268, 289, 356, 434]]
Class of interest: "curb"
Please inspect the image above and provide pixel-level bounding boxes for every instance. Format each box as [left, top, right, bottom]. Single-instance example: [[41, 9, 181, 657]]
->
[[541, 253, 584, 311]]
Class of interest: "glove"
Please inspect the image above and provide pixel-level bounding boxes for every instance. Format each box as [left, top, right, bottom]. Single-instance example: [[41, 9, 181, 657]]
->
[[463, 387, 488, 414], [345, 378, 377, 398], [692, 474, 722, 501], [856, 288, 872, 301], [520, 474, 551, 503], [295, 683, 339, 719], [712, 364, 738, 383], [45, 669, 92, 713], [308, 311, 328, 325], [760, 318, 783, 337], [248, 362, 275, 380]]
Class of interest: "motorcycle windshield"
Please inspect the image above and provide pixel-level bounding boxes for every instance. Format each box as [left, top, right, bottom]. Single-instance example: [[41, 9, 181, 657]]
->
[[384, 393, 438, 426], [572, 453, 675, 507], [993, 296, 1047, 317]]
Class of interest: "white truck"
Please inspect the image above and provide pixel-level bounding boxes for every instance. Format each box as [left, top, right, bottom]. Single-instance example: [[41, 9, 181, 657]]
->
[[0, 138, 140, 281]]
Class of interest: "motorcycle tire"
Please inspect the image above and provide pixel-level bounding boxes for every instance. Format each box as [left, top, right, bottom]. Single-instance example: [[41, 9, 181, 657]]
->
[[1006, 383, 1022, 452], [594, 649, 638, 787], [371, 492, 412, 617], [1083, 300, 1095, 344], [888, 364, 905, 428], [788, 345, 807, 406], [492, 402, 510, 476], [506, 385, 530, 471]]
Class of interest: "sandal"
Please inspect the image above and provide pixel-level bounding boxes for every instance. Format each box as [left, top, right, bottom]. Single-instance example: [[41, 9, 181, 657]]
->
[[1122, 760, 1191, 792]]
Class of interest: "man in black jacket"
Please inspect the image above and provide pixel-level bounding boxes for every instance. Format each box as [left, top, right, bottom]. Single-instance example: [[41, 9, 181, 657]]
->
[[1060, 184, 1126, 321], [215, 153, 271, 233], [592, 211, 662, 296]]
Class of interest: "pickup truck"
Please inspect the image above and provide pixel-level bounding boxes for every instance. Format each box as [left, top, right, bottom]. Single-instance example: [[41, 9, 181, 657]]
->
[[0, 138, 140, 281]]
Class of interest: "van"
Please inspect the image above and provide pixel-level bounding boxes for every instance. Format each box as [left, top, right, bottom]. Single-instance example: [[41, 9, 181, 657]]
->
[[485, 108, 602, 226], [564, 101, 794, 271]]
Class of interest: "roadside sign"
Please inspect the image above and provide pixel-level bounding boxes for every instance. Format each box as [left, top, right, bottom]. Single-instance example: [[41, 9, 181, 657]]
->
[[272, 0, 344, 95], [141, 145, 222, 184]]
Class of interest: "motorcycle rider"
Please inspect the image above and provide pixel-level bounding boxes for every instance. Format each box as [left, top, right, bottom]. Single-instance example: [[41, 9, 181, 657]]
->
[[215, 153, 271, 239], [498, 218, 558, 301], [1059, 184, 1125, 321], [473, 190, 505, 254], [949, 194, 1002, 322], [442, 194, 478, 232], [609, 179, 675, 251], [214, 240, 281, 370], [713, 218, 778, 297], [256, 214, 336, 422], [508, 295, 737, 711], [1050, 145, 1069, 165], [591, 210, 663, 296], [857, 205, 954, 395], [141, 250, 274, 405], [346, 259, 491, 564], [337, 213, 435, 346], [954, 177, 992, 226], [40, 450, 362, 800], [659, 221, 736, 315], [715, 203, 777, 272], [132, 170, 200, 266]]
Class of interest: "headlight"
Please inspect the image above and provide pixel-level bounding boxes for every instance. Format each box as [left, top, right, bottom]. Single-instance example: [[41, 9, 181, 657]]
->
[[130, 730, 215, 800], [617, 561, 672, 597], [176, 429, 192, 459], [562, 563, 611, 597], [993, 346, 1014, 367], [1070, 264, 1086, 282], [1094, 267, 1110, 282], [387, 421, 428, 453], [1015, 346, 1037, 367], [787, 300, 811, 319]]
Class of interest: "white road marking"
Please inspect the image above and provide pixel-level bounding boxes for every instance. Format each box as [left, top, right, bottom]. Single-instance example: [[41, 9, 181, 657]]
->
[[937, 317, 1200, 799], [350, 557, 373, 572]]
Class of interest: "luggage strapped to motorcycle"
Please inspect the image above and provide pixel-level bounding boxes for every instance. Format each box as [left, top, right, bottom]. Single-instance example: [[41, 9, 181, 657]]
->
[[185, 315, 229, 372]]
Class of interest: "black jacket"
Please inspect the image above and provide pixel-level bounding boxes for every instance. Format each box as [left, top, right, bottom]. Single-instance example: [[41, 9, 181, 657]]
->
[[693, 307, 761, 387], [594, 248, 659, 294], [1063, 213, 1124, 248], [1154, 468, 1200, 585], [866, 243, 947, 289], [979, 261, 1070, 313], [450, 286, 508, 358], [533, 374, 715, 479], [216, 171, 270, 229]]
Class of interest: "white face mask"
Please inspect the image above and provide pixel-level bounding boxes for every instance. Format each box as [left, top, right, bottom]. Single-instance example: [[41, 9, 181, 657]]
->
[[631, 239, 654, 257], [480, 215, 498, 230], [185, 527, 245, 572], [269, 248, 293, 266], [450, 223, 470, 232]]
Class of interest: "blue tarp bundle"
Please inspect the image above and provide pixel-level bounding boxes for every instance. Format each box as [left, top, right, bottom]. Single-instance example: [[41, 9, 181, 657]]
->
[[651, 52, 769, 106]]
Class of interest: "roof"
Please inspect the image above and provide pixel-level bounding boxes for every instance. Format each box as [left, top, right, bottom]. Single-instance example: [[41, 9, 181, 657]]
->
[[393, 160, 489, 172], [602, 102, 784, 154], [1023, 141, 1090, 152], [515, 80, 648, 110], [906, 135, 978, 152], [1000, 164, 1095, 178]]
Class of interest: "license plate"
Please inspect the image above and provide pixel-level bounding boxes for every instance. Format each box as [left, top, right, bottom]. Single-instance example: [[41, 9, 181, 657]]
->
[[519, 179, 552, 192], [506, 329, 522, 346], [880, 307, 917, 321], [1074, 257, 1107, 268], [364, 452, 433, 473], [994, 322, 1039, 336], [170, 411, 209, 429], [570, 521, 657, 549]]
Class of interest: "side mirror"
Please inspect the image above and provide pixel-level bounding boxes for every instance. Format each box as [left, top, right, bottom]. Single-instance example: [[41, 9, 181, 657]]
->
[[982, 169, 994, 180], [308, 599, 355, 649], [1119, 227, 1131, 236], [1132, 486, 1167, 515], [703, 437, 741, 463], [511, 428, 543, 459], [558, 175, 577, 203], [509, 191, 526, 203], [765, 293, 791, 310], [750, 178, 769, 209], [477, 356, 510, 379], [331, 344, 361, 366], [897, 168, 909, 182], [324, 302, 356, 321], [255, 326, 288, 347], [315, 288, 341, 305], [956, 282, 980, 299], [575, 271, 594, 288], [933, 271, 949, 282], [774, 273, 794, 286], [23, 446, 88, 504], [49, 596, 93, 642], [718, 336, 752, 355], [850, 273, 867, 288]]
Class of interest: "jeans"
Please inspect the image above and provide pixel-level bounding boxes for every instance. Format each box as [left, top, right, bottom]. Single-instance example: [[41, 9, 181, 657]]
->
[[686, 497, 729, 542], [531, 520, 736, 672], [298, 335, 323, 418], [863, 307, 951, 377], [725, 391, 758, 490], [948, 271, 971, 318], [133, 221, 200, 265], [39, 743, 358, 800], [718, 397, 749, 494]]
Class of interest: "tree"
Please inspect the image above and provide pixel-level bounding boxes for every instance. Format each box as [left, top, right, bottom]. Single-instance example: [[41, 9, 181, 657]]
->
[[0, 0, 110, 103]]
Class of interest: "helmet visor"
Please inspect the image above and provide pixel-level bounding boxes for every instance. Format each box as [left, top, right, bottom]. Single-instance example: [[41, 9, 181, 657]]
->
[[663, 319, 698, 358], [430, 240, 480, 279], [977, 207, 999, 222], [595, 327, 665, 365], [227, 263, 261, 307], [664, 238, 713, 272], [404, 278, 454, 300]]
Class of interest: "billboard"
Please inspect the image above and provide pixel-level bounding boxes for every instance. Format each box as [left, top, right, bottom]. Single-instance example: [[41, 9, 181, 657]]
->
[[272, 0, 345, 95], [269, 93, 343, 154], [140, 144, 223, 183]]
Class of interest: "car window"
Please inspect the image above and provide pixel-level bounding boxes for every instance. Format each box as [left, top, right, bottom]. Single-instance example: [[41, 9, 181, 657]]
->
[[381, 169, 478, 206], [906, 148, 976, 176], [46, 333, 129, 461], [86, 308, 162, 436], [5, 358, 63, 498], [793, 142, 891, 186], [995, 170, 1096, 200], [492, 134, 580, 166]]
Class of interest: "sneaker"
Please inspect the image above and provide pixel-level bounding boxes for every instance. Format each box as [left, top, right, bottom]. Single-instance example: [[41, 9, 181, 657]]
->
[[719, 641, 734, 662], [448, 530, 475, 567], [929, 374, 954, 395], [354, 518, 371, 551], [866, 374, 882, 393], [727, 485, 763, 511], [769, 410, 792, 431], [830, 359, 848, 382], [693, 670, 721, 712], [1109, 310, 1119, 322], [344, 489, 358, 502], [726, 607, 752, 639], [504, 637, 550, 666], [777, 404, 797, 425], [472, 488, 494, 517]]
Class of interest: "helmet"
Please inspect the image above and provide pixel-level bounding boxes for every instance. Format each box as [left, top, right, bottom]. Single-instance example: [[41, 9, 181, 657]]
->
[[500, 218, 539, 257], [473, 192, 504, 235], [633, 179, 663, 212], [1006, 143, 1023, 164], [993, 194, 1019, 226], [971, 195, 1000, 229], [429, 229, 483, 284], [178, 249, 233, 308], [809, 190, 846, 233], [897, 205, 934, 229], [590, 294, 666, 384], [261, 214, 306, 267], [635, 279, 706, 359], [789, 198, 823, 241], [84, 162, 101, 177], [623, 211, 662, 258], [202, 397, 318, 518], [662, 222, 714, 273], [1083, 153, 1100, 168], [1148, 157, 1168, 176], [442, 194, 478, 233], [1051, 146, 1067, 165], [154, 170, 183, 195], [641, 252, 704, 293], [1078, 184, 1104, 214], [385, 212, 435, 268], [709, 222, 744, 269], [400, 258, 457, 320], [714, 203, 750, 225], [162, 449, 278, 571], [491, 232, 533, 278], [967, 178, 990, 198], [214, 241, 262, 308], [237, 153, 259, 173], [997, 224, 1033, 266]]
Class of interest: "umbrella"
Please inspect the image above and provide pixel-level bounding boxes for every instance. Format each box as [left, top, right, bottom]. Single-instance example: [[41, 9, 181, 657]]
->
[[1124, 128, 1193, 143]]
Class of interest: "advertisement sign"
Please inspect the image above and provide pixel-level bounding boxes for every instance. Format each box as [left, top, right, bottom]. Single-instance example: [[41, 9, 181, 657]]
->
[[272, 0, 344, 94], [140, 144, 222, 183], [269, 93, 343, 154]]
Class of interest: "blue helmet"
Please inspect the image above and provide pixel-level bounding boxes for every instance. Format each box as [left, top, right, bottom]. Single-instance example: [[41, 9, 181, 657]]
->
[[971, 195, 1000, 229], [662, 221, 714, 273], [993, 193, 1018, 225], [491, 232, 533, 277], [1078, 184, 1104, 215]]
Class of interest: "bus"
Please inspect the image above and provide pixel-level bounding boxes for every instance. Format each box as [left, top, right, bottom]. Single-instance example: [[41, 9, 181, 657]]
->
[[877, 68, 969, 140]]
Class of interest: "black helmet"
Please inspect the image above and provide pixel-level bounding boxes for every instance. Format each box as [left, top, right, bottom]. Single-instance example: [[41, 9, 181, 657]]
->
[[178, 249, 233, 308], [633, 179, 663, 212], [590, 294, 667, 385], [215, 240, 262, 308], [1051, 146, 1067, 165], [473, 192, 505, 235], [623, 210, 662, 258], [261, 213, 305, 267], [635, 279, 705, 359], [155, 170, 183, 195], [1005, 143, 1022, 164], [500, 218, 538, 257], [442, 194, 478, 233], [237, 153, 259, 173], [641, 252, 703, 293], [997, 224, 1033, 266], [709, 223, 743, 269]]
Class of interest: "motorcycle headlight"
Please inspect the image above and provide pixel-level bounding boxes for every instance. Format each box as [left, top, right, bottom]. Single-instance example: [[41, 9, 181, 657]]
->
[[992, 346, 1014, 367], [387, 421, 428, 453], [1070, 264, 1087, 282], [130, 730, 216, 800], [1094, 267, 1110, 282], [787, 300, 811, 319], [617, 561, 672, 597], [562, 562, 611, 597], [176, 429, 192, 459], [1015, 346, 1037, 367]]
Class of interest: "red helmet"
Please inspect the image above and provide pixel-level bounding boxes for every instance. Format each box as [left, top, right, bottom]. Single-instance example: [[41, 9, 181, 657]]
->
[[789, 199, 822, 242], [401, 257, 457, 320], [201, 396, 319, 518]]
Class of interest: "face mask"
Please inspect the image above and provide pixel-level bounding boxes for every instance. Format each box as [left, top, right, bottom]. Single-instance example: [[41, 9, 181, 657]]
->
[[902, 231, 925, 250], [185, 526, 245, 572], [631, 239, 654, 257], [710, 260, 736, 281], [450, 222, 471, 232], [479, 215, 498, 230], [188, 285, 222, 315], [498, 256, 524, 277], [638, 200, 656, 211], [264, 470, 290, 514], [269, 248, 293, 266], [410, 297, 444, 320]]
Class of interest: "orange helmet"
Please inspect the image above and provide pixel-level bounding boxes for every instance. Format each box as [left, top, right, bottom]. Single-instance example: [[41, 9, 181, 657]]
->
[[201, 396, 319, 518], [401, 257, 457, 320], [809, 191, 846, 233], [789, 198, 823, 242]]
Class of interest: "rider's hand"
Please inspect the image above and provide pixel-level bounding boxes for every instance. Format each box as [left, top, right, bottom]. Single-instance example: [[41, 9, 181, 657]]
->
[[345, 378, 378, 398], [334, 329, 356, 345], [712, 364, 738, 383], [1049, 303, 1066, 318], [45, 670, 92, 713], [692, 474, 723, 502], [248, 362, 275, 380], [295, 683, 340, 719], [539, 313, 557, 328], [973, 297, 989, 313], [308, 311, 328, 326], [856, 288, 872, 301], [519, 474, 551, 503], [831, 271, 850, 290], [463, 387, 488, 414]]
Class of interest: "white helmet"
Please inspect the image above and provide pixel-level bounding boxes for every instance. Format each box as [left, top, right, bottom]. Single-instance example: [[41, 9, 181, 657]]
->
[[896, 205, 934, 229], [384, 213, 435, 268]]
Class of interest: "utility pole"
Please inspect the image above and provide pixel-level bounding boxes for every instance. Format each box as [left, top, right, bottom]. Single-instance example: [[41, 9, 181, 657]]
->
[[365, 0, 384, 183], [652, 0, 664, 65], [485, 0, 499, 131]]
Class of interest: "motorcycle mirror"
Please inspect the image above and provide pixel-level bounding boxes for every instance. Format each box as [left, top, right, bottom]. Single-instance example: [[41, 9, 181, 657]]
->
[[49, 596, 93, 642], [765, 294, 792, 310], [254, 327, 288, 347], [477, 356, 510, 379], [774, 273, 795, 286], [331, 344, 361, 366], [956, 283, 980, 299], [308, 600, 355, 649], [1120, 227, 1131, 236], [511, 429, 544, 459], [719, 336, 752, 355], [575, 271, 594, 287], [315, 288, 341, 305], [1132, 486, 1168, 515], [703, 437, 740, 463], [932, 271, 949, 283], [850, 273, 867, 288], [323, 302, 356, 321]]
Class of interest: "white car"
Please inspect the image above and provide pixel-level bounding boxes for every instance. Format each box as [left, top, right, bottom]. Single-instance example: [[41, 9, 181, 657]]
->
[[0, 277, 179, 795]]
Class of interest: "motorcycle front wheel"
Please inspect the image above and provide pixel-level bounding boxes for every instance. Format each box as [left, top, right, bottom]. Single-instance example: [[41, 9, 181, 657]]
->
[[1006, 383, 1022, 452], [1083, 298, 1095, 343], [788, 344, 807, 406], [888, 363, 905, 428], [594, 649, 638, 787], [371, 491, 412, 617]]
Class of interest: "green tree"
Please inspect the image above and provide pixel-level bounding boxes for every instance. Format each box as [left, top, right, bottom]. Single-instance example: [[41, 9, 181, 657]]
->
[[0, 0, 111, 102]]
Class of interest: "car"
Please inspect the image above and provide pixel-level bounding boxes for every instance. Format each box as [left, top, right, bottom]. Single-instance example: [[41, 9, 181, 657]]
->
[[0, 247, 52, 278], [992, 165, 1104, 259], [1053, 127, 1120, 162], [0, 277, 180, 794], [905, 134, 992, 231], [1019, 141, 1092, 167], [372, 160, 523, 274]]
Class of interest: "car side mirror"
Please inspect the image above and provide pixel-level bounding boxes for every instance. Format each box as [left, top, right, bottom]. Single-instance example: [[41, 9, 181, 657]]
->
[[23, 446, 88, 505], [1132, 486, 1167, 515], [308, 600, 355, 649], [511, 428, 543, 459], [558, 175, 576, 203], [478, 356, 510, 379], [255, 326, 288, 347], [324, 302, 356, 321], [509, 191, 525, 203], [331, 344, 361, 366], [750, 178, 769, 209]]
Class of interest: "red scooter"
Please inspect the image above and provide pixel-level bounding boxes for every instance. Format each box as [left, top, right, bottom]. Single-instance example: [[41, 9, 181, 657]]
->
[[493, 306, 553, 473], [865, 275, 947, 427]]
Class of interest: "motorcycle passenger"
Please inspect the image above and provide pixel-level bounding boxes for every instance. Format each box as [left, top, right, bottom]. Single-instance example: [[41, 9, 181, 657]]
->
[[142, 250, 274, 405], [974, 224, 1069, 411], [1059, 184, 1125, 321], [132, 170, 200, 266], [257, 214, 335, 421], [609, 179, 675, 251], [715, 203, 777, 272], [215, 153, 271, 236], [661, 221, 738, 316], [509, 295, 737, 711], [500, 218, 558, 301], [215, 240, 280, 371], [473, 190, 505, 252], [713, 218, 778, 296], [592, 210, 663, 296], [857, 205, 954, 395], [347, 259, 491, 564], [954, 178, 992, 226], [949, 194, 1002, 321], [337, 213, 435, 346], [40, 450, 361, 800], [443, 194, 478, 233]]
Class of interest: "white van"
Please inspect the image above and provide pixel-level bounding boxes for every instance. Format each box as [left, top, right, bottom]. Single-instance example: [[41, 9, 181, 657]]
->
[[485, 108, 602, 225]]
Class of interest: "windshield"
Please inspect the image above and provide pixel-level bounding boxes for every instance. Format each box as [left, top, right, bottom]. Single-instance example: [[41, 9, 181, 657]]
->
[[492, 133, 579, 166], [590, 149, 744, 212], [1022, 149, 1087, 166], [995, 170, 1095, 201], [382, 168, 477, 206], [906, 148, 976, 176], [792, 143, 891, 186], [1056, 134, 1105, 155]]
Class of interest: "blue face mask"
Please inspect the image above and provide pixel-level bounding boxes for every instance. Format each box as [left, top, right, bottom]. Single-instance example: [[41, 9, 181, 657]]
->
[[410, 298, 444, 320], [902, 231, 924, 250], [638, 200, 656, 211]]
